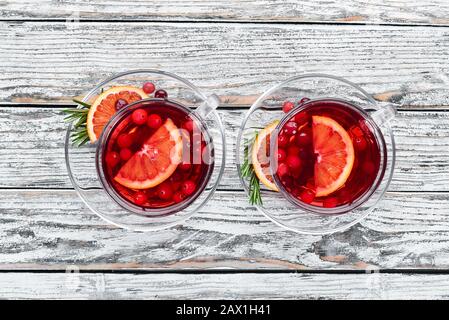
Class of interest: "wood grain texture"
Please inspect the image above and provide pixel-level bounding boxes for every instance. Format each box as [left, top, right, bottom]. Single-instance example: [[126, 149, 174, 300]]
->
[[2, 0, 449, 25], [1, 189, 449, 270], [1, 22, 449, 107], [0, 107, 447, 192], [1, 272, 449, 299]]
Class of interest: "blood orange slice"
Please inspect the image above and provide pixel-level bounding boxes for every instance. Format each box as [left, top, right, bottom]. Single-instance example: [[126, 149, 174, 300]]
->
[[312, 116, 354, 197], [114, 118, 183, 189], [252, 121, 279, 191], [87, 86, 148, 142]]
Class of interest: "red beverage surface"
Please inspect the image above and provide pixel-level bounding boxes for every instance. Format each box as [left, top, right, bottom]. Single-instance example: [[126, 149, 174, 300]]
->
[[101, 100, 214, 211], [274, 99, 383, 209]]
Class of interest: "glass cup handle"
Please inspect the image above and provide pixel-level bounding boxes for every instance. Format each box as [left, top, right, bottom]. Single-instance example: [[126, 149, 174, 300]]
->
[[370, 102, 397, 126], [194, 94, 221, 119]]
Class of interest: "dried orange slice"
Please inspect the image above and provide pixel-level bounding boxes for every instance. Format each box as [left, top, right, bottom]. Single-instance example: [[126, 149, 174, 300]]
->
[[86, 86, 148, 142], [114, 118, 183, 189], [251, 121, 279, 191], [312, 115, 355, 197]]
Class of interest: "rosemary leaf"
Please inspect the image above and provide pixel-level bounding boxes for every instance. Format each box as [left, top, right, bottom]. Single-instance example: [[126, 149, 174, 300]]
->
[[240, 130, 263, 205]]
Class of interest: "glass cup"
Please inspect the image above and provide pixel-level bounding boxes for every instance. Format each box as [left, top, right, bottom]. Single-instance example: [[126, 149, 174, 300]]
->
[[65, 69, 226, 231], [236, 73, 396, 235]]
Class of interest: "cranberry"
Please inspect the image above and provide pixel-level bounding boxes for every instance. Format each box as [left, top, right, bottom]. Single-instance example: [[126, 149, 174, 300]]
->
[[181, 180, 196, 196], [157, 183, 173, 200], [134, 192, 148, 206], [286, 155, 301, 170], [350, 126, 364, 138], [294, 112, 309, 125], [119, 148, 132, 161], [179, 162, 191, 171], [287, 146, 301, 156], [283, 121, 298, 135], [171, 182, 181, 192], [277, 134, 289, 148], [115, 98, 128, 111], [277, 148, 287, 162], [299, 189, 315, 204], [154, 89, 167, 99], [142, 82, 155, 94], [105, 152, 120, 167], [277, 162, 289, 177], [298, 97, 310, 105], [147, 114, 162, 129], [282, 101, 295, 113], [305, 179, 316, 191], [117, 133, 133, 148], [296, 129, 312, 146], [182, 119, 195, 132], [354, 136, 367, 151], [173, 192, 186, 203], [132, 109, 148, 125], [323, 197, 339, 208]]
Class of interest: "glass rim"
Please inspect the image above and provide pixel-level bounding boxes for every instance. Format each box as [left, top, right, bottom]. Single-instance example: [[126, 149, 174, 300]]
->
[[65, 69, 227, 231], [95, 98, 216, 217], [270, 97, 389, 215]]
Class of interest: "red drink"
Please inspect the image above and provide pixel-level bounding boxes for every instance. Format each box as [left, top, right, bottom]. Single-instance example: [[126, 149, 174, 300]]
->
[[98, 99, 214, 214], [273, 99, 384, 210]]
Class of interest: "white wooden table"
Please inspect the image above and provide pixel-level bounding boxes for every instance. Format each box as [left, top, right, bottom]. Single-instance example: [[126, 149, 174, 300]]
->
[[1, 0, 449, 299]]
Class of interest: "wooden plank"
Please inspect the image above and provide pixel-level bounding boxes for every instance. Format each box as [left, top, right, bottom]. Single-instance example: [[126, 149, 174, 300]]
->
[[1, 189, 449, 270], [2, 1, 449, 25], [0, 272, 448, 299], [1, 22, 449, 106], [0, 107, 447, 192]]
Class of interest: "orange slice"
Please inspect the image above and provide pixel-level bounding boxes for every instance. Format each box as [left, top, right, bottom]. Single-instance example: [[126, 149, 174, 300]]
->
[[114, 118, 183, 189], [86, 86, 148, 142], [312, 115, 355, 197], [251, 121, 279, 191]]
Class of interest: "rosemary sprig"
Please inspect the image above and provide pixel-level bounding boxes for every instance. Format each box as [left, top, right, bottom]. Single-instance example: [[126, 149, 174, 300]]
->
[[240, 130, 263, 205], [63, 99, 91, 147]]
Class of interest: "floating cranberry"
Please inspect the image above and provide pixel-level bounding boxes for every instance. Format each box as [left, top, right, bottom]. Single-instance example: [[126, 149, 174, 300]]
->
[[353, 136, 367, 151], [173, 192, 186, 203], [105, 152, 120, 167], [283, 121, 298, 135], [117, 133, 133, 148], [294, 112, 309, 125], [277, 134, 289, 148], [115, 98, 128, 111], [286, 155, 301, 170], [277, 162, 289, 177], [132, 109, 148, 125], [147, 114, 162, 129], [157, 183, 173, 200], [119, 148, 132, 161], [299, 189, 315, 204], [323, 197, 339, 208], [277, 148, 287, 162], [350, 126, 364, 138], [134, 192, 148, 206], [296, 129, 312, 146], [154, 89, 168, 99], [142, 82, 156, 94], [287, 145, 301, 156], [181, 180, 196, 196], [282, 101, 295, 113], [182, 119, 195, 132]]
